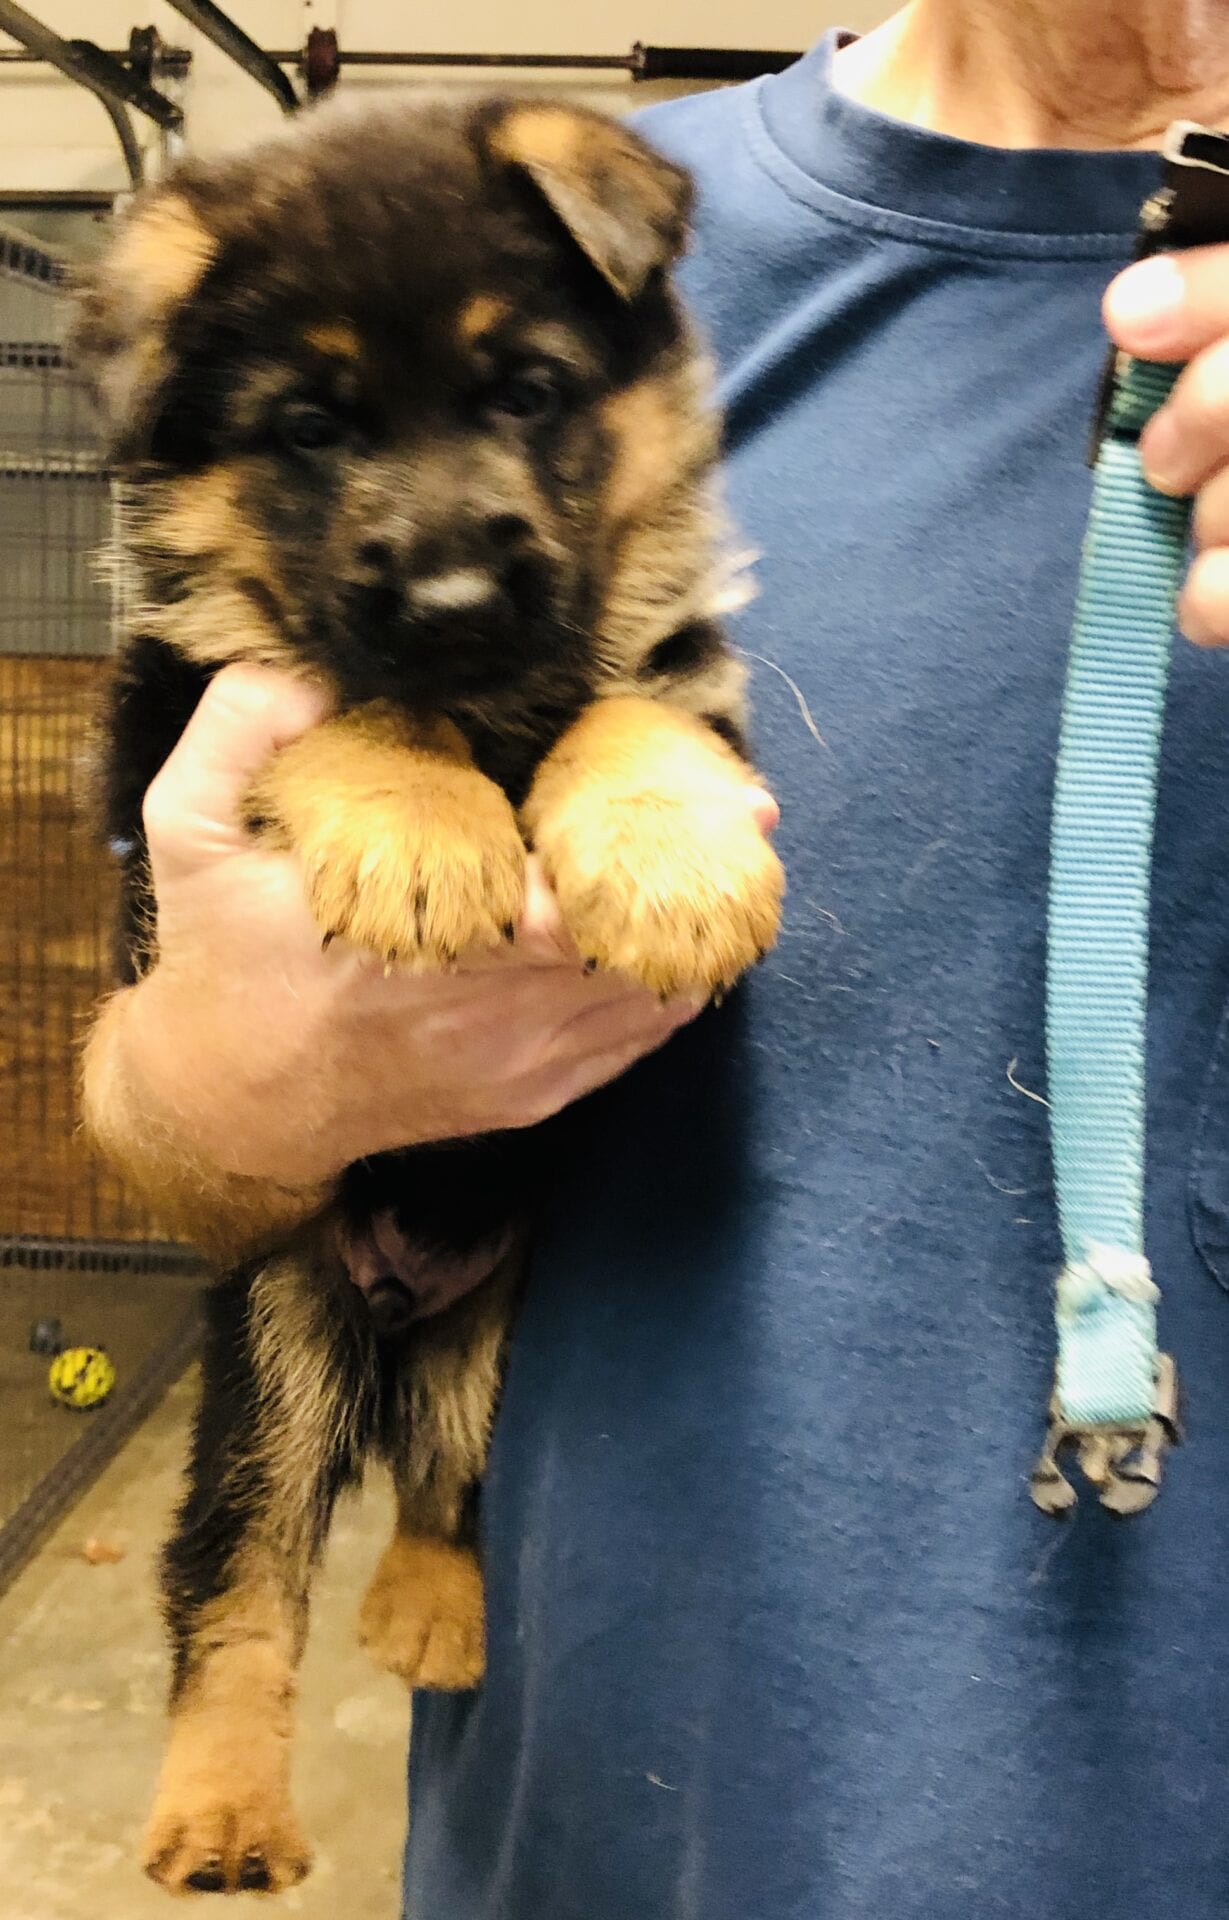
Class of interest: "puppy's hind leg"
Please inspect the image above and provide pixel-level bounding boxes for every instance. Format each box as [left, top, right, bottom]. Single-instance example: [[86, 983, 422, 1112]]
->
[[144, 1239, 377, 1897], [360, 1258, 519, 1693]]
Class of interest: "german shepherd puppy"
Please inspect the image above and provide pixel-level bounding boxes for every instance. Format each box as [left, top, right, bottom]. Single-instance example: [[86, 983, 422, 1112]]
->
[[79, 93, 783, 1896]]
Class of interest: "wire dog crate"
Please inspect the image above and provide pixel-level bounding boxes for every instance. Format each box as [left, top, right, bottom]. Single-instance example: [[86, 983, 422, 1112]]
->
[[0, 223, 202, 1592], [0, 223, 137, 1248]]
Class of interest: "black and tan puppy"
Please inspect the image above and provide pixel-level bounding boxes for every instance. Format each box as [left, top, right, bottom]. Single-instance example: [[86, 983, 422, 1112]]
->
[[79, 93, 783, 1896]]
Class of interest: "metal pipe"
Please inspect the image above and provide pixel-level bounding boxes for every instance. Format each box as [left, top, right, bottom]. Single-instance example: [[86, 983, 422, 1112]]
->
[[0, 45, 192, 77], [60, 37, 181, 129], [88, 87, 145, 186], [4, 44, 629, 73], [305, 51, 631, 70], [282, 45, 799, 79], [161, 0, 298, 113], [0, 38, 799, 85], [0, 4, 181, 128], [0, 189, 118, 212], [0, 3, 168, 186]]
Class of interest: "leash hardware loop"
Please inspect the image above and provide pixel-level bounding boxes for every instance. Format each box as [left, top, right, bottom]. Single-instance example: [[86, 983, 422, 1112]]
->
[[1030, 1352, 1180, 1517]]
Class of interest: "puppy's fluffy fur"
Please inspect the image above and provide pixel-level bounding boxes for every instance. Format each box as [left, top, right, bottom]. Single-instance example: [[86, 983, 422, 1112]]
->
[[79, 92, 783, 1897]]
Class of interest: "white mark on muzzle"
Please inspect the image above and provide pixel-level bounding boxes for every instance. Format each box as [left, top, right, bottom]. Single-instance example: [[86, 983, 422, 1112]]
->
[[408, 567, 497, 614]]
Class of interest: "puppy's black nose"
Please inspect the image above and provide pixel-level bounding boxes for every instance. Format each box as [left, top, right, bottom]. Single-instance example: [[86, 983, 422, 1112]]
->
[[356, 537, 397, 573], [485, 513, 533, 552], [355, 512, 534, 615]]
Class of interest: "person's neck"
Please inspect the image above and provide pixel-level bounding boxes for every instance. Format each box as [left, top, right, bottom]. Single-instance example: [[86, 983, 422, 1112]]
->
[[835, 0, 1229, 151]]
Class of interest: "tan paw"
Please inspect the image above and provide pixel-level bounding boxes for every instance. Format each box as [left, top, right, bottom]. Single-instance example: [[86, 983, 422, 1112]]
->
[[535, 790, 784, 999], [298, 775, 526, 968], [142, 1742, 310, 1895], [359, 1534, 485, 1691]]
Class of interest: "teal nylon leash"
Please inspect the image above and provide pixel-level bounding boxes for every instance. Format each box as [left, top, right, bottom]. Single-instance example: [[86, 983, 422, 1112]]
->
[[1032, 124, 1229, 1516], [1031, 360, 1187, 1514], [1049, 355, 1186, 1425]]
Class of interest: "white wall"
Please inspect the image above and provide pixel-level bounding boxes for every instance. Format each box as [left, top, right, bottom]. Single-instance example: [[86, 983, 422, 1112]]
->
[[0, 1, 891, 197]]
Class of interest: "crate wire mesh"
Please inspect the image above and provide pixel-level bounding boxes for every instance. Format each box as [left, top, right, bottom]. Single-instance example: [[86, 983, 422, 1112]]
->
[[0, 223, 202, 1591], [0, 224, 136, 1247]]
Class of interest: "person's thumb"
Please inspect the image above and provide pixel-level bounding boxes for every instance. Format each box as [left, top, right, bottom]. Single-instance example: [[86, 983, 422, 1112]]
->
[[142, 663, 332, 880], [745, 785, 781, 836]]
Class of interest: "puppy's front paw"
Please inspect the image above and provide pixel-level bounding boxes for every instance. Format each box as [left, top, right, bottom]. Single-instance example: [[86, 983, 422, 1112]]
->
[[535, 790, 783, 999], [359, 1533, 485, 1691], [250, 708, 527, 967], [299, 779, 526, 967], [143, 1728, 311, 1895]]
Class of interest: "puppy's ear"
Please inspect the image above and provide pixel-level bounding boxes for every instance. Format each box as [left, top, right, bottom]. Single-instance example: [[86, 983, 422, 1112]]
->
[[73, 191, 215, 460], [482, 104, 692, 301]]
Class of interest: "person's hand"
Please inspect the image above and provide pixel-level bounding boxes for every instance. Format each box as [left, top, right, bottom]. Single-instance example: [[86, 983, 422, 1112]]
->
[[113, 665, 777, 1190], [1105, 246, 1229, 647]]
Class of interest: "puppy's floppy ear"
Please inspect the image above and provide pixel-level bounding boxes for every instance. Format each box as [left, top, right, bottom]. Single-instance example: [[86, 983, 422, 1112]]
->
[[73, 190, 216, 461], [482, 103, 693, 301]]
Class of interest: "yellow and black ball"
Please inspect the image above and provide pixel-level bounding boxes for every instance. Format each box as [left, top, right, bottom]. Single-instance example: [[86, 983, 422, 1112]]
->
[[48, 1346, 116, 1411]]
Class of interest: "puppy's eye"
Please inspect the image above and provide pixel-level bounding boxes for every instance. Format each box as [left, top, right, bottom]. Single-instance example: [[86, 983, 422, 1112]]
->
[[276, 401, 343, 452], [486, 365, 564, 424]]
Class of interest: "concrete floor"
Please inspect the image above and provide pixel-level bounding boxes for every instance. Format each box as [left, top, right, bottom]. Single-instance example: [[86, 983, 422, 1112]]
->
[[0, 1369, 410, 1920]]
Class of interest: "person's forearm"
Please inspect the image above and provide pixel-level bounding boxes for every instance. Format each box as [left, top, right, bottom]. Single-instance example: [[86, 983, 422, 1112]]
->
[[82, 984, 336, 1262]]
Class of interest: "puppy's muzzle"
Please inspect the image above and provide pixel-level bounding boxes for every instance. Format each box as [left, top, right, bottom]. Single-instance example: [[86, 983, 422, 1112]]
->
[[353, 511, 538, 622]]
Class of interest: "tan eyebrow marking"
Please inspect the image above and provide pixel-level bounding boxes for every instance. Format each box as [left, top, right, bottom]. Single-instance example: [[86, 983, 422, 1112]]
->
[[111, 195, 216, 313], [458, 295, 509, 343], [490, 106, 580, 171], [302, 322, 361, 361]]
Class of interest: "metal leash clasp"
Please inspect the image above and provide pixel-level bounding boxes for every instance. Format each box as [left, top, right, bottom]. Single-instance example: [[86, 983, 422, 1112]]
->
[[1030, 1353, 1180, 1517]]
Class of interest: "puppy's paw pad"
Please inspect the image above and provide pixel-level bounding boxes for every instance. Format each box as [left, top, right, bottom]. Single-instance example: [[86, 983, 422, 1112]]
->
[[359, 1535, 485, 1691]]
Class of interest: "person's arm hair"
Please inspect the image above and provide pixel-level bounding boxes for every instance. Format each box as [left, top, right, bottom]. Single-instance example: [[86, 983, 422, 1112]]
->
[[82, 987, 335, 1262]]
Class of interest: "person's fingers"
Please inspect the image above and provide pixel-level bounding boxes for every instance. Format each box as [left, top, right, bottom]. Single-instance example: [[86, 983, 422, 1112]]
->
[[143, 665, 333, 875], [1103, 248, 1229, 363], [509, 999, 704, 1127], [1191, 459, 1229, 552], [1178, 546, 1229, 646], [1182, 457, 1229, 644], [547, 983, 704, 1064], [424, 858, 576, 973], [1135, 336, 1229, 496], [547, 1005, 703, 1107], [745, 785, 781, 836], [514, 856, 581, 961]]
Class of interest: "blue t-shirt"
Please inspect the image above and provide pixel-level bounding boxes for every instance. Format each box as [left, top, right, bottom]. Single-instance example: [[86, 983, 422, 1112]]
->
[[406, 36, 1229, 1919]]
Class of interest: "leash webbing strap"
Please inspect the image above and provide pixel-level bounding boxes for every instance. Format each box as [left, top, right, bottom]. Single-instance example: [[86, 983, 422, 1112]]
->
[[1032, 123, 1229, 1517], [1048, 353, 1186, 1429]]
